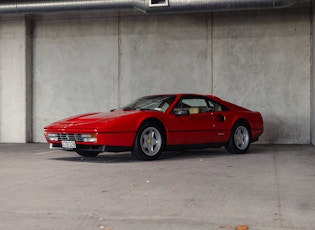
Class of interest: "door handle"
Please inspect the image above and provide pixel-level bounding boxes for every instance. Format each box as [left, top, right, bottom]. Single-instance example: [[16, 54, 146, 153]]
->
[[210, 114, 225, 122]]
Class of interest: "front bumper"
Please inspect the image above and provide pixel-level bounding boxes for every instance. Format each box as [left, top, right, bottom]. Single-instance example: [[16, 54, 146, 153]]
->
[[49, 143, 131, 153], [49, 143, 106, 152]]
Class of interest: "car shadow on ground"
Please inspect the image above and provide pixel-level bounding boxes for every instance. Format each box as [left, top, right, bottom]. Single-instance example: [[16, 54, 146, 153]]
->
[[50, 145, 266, 164]]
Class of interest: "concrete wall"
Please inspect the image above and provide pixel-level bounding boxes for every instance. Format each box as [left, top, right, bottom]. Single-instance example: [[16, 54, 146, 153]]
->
[[33, 13, 213, 142], [312, 1, 315, 145], [213, 9, 311, 144], [33, 16, 120, 141], [0, 6, 312, 144], [0, 16, 32, 142]]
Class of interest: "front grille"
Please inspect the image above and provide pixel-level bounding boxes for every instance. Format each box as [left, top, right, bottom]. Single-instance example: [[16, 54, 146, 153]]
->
[[58, 133, 84, 142]]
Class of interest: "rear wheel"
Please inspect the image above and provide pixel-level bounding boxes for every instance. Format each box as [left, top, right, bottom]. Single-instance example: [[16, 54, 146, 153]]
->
[[225, 121, 250, 154], [132, 122, 165, 161], [75, 151, 100, 157]]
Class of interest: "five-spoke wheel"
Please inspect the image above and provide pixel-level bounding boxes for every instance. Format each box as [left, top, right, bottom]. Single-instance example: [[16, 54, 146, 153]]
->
[[132, 122, 165, 160], [225, 121, 251, 154], [234, 125, 250, 151], [140, 127, 163, 156]]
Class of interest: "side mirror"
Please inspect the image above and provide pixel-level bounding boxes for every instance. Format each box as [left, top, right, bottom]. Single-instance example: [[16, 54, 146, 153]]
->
[[175, 109, 190, 116]]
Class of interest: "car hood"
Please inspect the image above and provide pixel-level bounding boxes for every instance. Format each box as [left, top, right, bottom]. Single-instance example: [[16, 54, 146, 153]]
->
[[45, 110, 142, 131]]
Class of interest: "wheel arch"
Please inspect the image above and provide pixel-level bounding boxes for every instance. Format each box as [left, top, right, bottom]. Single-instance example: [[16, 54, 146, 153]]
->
[[136, 117, 167, 141], [132, 117, 167, 160], [225, 118, 252, 154], [232, 118, 252, 139]]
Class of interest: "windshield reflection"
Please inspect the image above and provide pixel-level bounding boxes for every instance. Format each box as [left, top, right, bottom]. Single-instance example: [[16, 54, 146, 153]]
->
[[121, 95, 176, 112]]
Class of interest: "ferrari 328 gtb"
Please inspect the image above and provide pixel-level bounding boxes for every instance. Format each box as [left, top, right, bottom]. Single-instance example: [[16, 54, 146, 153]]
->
[[44, 94, 263, 160]]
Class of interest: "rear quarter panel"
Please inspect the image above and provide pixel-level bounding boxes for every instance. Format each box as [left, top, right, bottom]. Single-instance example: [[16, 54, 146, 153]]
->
[[228, 110, 264, 140]]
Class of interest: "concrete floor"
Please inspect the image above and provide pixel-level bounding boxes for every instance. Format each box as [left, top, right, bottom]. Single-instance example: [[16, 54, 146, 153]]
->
[[0, 144, 314, 230]]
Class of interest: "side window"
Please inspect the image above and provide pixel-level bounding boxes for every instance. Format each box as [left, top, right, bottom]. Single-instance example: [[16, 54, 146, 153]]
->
[[207, 99, 224, 112], [172, 97, 210, 114], [172, 96, 227, 114]]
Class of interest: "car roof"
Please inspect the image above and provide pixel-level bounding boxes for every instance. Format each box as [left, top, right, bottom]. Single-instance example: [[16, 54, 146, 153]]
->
[[146, 93, 217, 98]]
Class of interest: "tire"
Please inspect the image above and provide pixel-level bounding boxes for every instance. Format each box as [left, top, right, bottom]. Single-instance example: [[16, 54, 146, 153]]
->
[[225, 121, 251, 154], [75, 151, 100, 157], [132, 122, 165, 161]]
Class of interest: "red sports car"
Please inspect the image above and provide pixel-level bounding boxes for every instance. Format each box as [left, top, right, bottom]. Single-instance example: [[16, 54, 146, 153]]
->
[[44, 94, 263, 160]]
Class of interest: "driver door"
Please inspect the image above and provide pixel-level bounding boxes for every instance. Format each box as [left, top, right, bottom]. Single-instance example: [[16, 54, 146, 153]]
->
[[167, 96, 227, 145]]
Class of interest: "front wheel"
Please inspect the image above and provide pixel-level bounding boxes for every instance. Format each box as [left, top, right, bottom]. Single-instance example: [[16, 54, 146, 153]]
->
[[75, 151, 100, 157], [132, 122, 165, 161], [225, 122, 251, 154]]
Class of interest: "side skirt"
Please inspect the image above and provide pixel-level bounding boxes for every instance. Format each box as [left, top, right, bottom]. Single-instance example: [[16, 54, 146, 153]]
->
[[165, 143, 224, 151]]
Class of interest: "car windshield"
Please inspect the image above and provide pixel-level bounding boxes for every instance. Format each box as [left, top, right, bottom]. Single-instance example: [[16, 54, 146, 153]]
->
[[121, 95, 176, 112]]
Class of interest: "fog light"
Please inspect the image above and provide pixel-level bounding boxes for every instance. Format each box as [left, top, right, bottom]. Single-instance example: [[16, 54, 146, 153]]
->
[[81, 134, 97, 143], [45, 133, 58, 141]]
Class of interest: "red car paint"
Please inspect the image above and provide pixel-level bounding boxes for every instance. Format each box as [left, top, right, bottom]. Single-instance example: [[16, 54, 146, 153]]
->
[[44, 94, 263, 159]]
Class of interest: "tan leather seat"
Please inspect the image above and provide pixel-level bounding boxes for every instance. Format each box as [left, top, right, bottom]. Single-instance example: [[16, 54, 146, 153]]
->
[[188, 107, 199, 114]]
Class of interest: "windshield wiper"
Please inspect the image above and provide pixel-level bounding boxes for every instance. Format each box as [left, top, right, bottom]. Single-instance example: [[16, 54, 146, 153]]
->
[[123, 107, 137, 111]]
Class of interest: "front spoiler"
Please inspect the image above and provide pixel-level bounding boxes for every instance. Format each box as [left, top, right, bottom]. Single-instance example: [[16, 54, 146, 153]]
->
[[49, 143, 130, 153]]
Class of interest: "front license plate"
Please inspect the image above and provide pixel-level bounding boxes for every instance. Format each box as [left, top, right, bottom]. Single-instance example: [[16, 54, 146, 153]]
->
[[62, 141, 76, 149]]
